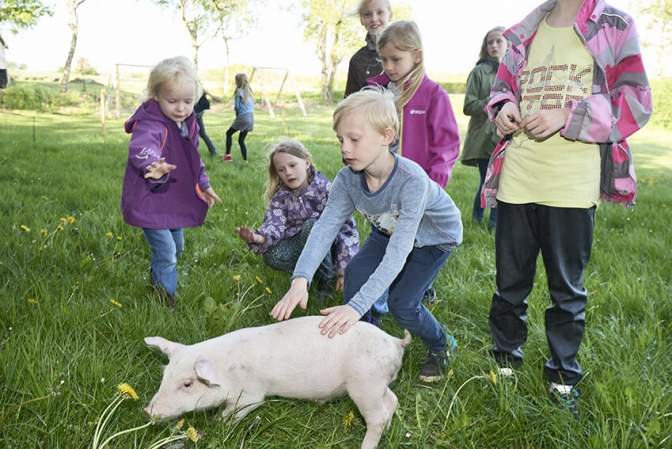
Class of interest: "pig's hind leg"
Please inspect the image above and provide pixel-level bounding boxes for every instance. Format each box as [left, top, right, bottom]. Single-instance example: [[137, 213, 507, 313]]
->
[[347, 382, 396, 449]]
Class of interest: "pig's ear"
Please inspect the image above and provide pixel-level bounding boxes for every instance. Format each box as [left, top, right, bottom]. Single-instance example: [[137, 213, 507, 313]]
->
[[194, 358, 220, 387], [144, 336, 185, 358]]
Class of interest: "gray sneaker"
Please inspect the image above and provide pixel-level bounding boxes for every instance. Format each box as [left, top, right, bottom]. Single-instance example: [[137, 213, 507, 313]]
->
[[549, 382, 580, 419]]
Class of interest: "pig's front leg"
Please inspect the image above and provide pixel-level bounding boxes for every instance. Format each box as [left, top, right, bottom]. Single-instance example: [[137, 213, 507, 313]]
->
[[218, 391, 265, 422]]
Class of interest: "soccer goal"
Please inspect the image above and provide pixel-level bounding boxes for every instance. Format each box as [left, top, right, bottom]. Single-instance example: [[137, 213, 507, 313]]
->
[[249, 67, 307, 118]]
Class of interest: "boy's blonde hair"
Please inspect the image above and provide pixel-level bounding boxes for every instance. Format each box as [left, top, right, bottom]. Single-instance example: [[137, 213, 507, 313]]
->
[[376, 20, 424, 111], [235, 73, 254, 105], [264, 139, 316, 206], [333, 86, 399, 137], [143, 56, 202, 102], [479, 26, 507, 61]]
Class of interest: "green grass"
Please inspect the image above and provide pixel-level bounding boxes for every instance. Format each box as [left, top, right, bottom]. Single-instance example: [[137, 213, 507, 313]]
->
[[1, 101, 671, 449]]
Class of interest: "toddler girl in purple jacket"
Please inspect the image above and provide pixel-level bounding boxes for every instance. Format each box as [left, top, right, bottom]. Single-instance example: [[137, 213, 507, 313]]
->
[[121, 56, 221, 307], [235, 140, 359, 295]]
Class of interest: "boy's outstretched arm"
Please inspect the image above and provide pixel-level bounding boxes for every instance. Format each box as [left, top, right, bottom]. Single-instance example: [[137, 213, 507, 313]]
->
[[318, 305, 361, 338], [271, 277, 310, 321]]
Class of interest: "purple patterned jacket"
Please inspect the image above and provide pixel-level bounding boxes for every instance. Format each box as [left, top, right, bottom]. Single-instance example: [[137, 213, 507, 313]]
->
[[249, 170, 359, 276], [482, 0, 652, 209]]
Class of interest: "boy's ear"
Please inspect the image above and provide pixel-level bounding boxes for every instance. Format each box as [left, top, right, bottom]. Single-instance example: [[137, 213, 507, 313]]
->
[[382, 127, 396, 146]]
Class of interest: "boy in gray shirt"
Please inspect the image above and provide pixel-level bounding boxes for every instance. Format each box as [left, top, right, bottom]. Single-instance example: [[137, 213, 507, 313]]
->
[[271, 88, 463, 382]]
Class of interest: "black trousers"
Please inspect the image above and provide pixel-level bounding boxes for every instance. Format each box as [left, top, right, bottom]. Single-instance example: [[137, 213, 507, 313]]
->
[[489, 201, 595, 385]]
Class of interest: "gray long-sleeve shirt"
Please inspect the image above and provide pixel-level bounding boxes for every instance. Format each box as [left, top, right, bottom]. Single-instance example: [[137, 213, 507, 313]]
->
[[293, 154, 463, 315]]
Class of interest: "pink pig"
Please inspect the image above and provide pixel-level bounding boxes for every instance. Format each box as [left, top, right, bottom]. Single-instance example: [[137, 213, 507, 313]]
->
[[144, 316, 411, 449]]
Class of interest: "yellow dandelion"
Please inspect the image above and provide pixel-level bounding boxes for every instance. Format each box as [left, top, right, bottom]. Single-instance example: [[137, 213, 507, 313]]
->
[[20, 225, 30, 232], [117, 236, 122, 241], [265, 287, 272, 294], [448, 369, 454, 377], [41, 196, 49, 200], [117, 383, 139, 400], [57, 225, 64, 231], [256, 276, 263, 284], [489, 370, 497, 385], [59, 217, 67, 223], [175, 418, 185, 430], [67, 216, 75, 223], [343, 411, 355, 427], [233, 274, 241, 281], [106, 232, 113, 238], [110, 299, 122, 308], [186, 426, 199, 442], [40, 229, 48, 236], [28, 298, 38, 304]]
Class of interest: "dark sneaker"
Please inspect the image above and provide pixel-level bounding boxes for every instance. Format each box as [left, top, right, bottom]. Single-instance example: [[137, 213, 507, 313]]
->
[[419, 335, 457, 382], [422, 288, 437, 307], [549, 382, 580, 419]]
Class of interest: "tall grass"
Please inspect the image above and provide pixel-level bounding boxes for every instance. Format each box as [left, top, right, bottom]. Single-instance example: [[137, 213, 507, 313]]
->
[[0, 102, 670, 448]]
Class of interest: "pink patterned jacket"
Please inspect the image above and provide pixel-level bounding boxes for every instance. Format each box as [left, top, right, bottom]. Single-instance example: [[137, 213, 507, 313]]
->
[[482, 0, 652, 209]]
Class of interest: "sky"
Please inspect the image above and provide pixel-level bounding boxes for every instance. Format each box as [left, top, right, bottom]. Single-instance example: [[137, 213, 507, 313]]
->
[[4, 0, 658, 81]]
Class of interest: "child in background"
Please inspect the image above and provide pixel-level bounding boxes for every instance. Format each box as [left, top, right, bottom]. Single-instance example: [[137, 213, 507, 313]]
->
[[368, 19, 460, 304], [460, 26, 509, 230], [271, 88, 463, 383], [483, 0, 651, 417], [121, 56, 221, 308], [344, 0, 393, 97], [194, 88, 221, 158], [235, 139, 359, 294], [222, 73, 254, 163]]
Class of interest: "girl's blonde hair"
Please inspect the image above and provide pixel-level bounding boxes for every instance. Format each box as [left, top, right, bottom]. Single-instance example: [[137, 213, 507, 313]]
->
[[235, 73, 253, 104], [333, 86, 399, 138], [264, 139, 315, 206], [376, 20, 425, 111], [143, 56, 202, 102], [353, 0, 392, 19], [479, 26, 507, 61]]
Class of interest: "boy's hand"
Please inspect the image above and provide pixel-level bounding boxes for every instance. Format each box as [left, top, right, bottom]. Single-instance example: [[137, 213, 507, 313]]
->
[[144, 158, 176, 179], [203, 187, 222, 208], [520, 108, 570, 139], [494, 102, 522, 137], [235, 226, 266, 245], [271, 278, 309, 321], [318, 305, 361, 338]]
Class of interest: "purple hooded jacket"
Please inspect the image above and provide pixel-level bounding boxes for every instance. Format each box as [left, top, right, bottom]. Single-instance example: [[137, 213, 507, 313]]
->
[[121, 99, 211, 229], [367, 73, 460, 189]]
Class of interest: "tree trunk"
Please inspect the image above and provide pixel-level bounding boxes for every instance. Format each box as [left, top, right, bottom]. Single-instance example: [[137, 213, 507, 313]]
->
[[59, 23, 78, 93], [223, 37, 230, 96]]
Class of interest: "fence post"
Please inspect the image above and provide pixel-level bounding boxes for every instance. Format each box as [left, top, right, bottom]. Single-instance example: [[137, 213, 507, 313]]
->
[[101, 89, 107, 135]]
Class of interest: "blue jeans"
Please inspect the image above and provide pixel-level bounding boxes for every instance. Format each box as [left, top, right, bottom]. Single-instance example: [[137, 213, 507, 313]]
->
[[195, 111, 217, 156], [344, 228, 452, 352], [143, 228, 184, 296], [473, 158, 497, 227]]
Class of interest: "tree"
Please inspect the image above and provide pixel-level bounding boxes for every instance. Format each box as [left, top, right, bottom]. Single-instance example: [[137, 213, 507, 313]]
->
[[0, 0, 53, 33], [297, 0, 411, 103], [151, 0, 246, 73], [640, 0, 672, 78], [59, 0, 87, 93], [298, 0, 361, 103]]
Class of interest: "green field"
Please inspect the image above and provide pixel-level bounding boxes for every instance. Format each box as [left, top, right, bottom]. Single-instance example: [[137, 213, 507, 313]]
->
[[0, 100, 671, 448]]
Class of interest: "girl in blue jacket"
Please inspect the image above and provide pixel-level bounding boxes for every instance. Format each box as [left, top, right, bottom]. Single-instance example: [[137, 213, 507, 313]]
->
[[222, 73, 254, 163]]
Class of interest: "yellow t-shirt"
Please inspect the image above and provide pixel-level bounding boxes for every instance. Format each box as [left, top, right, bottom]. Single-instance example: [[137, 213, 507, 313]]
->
[[498, 17, 600, 208]]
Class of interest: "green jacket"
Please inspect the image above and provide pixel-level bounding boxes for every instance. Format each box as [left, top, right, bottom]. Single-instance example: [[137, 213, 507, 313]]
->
[[460, 57, 500, 166]]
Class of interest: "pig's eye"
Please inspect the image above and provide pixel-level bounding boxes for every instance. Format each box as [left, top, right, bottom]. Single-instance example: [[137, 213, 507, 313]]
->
[[183, 381, 193, 389]]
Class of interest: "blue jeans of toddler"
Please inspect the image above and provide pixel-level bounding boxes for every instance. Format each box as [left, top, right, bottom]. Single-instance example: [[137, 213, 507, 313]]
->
[[143, 228, 184, 297]]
